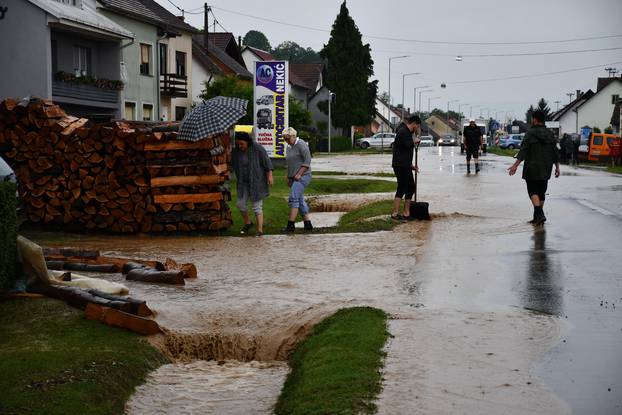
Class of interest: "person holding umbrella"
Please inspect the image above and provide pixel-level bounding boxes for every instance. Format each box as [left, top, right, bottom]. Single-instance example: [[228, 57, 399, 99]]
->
[[282, 127, 313, 233], [231, 132, 273, 236]]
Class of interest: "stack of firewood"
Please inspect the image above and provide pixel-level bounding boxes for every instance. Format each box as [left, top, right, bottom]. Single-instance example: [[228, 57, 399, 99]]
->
[[0, 97, 232, 233]]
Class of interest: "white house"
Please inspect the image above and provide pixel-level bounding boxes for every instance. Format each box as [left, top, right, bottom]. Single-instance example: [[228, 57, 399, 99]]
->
[[554, 78, 622, 134]]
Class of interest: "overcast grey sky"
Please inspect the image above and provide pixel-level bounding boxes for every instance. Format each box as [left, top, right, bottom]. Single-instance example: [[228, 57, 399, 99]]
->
[[161, 0, 622, 121]]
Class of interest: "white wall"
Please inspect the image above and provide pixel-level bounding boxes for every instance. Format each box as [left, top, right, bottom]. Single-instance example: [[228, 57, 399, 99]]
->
[[578, 82, 622, 131], [241, 49, 258, 74]]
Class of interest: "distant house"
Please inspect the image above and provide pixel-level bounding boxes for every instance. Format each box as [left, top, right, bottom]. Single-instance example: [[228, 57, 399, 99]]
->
[[426, 114, 459, 137], [553, 78, 622, 134], [192, 35, 252, 104], [99, 0, 195, 122], [0, 0, 134, 119], [205, 32, 246, 67], [552, 90, 595, 136]]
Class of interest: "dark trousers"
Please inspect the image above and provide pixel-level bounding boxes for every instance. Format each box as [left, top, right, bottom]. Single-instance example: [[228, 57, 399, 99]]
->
[[526, 180, 548, 202], [393, 166, 415, 199]]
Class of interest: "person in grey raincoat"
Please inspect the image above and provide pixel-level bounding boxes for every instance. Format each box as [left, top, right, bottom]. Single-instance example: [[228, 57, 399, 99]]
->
[[508, 110, 560, 225], [231, 132, 273, 236]]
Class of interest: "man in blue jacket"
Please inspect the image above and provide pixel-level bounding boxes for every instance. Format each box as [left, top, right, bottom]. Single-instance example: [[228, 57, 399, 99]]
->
[[391, 115, 421, 221]]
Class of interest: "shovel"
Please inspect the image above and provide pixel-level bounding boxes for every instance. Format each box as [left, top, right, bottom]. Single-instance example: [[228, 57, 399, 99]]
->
[[410, 142, 430, 220]]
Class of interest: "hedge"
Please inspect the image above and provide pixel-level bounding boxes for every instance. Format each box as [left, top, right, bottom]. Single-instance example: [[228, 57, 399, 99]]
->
[[318, 136, 353, 152], [0, 181, 17, 292]]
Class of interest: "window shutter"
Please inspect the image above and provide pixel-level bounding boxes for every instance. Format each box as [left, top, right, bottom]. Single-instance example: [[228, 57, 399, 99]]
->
[[141, 45, 150, 64]]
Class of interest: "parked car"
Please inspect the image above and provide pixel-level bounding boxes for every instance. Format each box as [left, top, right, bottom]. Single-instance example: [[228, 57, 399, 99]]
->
[[358, 132, 396, 149], [498, 134, 524, 149], [438, 134, 457, 146], [255, 95, 273, 106], [419, 135, 434, 147]]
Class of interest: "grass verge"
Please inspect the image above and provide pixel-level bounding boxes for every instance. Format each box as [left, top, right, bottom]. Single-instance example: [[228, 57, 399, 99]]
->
[[226, 167, 396, 235], [275, 307, 390, 415], [606, 165, 622, 174], [0, 298, 166, 415], [487, 147, 519, 157]]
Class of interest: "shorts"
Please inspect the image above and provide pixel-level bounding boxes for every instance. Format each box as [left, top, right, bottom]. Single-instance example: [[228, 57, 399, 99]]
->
[[465, 146, 480, 161], [236, 187, 263, 214], [393, 166, 415, 200], [526, 180, 548, 201]]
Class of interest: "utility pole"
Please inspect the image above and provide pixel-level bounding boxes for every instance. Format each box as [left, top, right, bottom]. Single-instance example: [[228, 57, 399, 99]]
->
[[388, 56, 409, 128], [413, 85, 430, 113], [566, 92, 575, 104], [401, 72, 420, 121], [208, 3, 210, 54], [428, 96, 440, 112], [328, 90, 332, 153]]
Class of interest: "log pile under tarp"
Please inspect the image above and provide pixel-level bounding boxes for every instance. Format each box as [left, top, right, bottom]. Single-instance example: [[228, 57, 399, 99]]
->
[[0, 97, 232, 233]]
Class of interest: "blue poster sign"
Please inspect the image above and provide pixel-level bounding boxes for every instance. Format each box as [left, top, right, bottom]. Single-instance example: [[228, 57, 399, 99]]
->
[[254, 61, 289, 158]]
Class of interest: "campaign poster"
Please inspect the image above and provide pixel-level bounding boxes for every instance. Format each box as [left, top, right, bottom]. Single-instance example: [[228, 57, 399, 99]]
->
[[253, 61, 289, 158]]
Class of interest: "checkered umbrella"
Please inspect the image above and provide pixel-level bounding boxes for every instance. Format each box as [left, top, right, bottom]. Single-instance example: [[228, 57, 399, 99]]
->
[[177, 96, 248, 142]]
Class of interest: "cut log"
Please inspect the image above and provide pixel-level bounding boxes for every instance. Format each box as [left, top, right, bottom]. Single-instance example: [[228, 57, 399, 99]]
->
[[150, 175, 224, 188], [84, 303, 160, 335], [46, 260, 118, 273], [154, 193, 223, 204], [125, 267, 185, 285], [87, 289, 153, 317]]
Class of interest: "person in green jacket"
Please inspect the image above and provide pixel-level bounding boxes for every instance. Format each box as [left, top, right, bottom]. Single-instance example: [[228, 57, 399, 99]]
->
[[508, 110, 560, 225]]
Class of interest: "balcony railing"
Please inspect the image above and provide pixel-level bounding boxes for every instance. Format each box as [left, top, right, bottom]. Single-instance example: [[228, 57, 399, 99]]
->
[[160, 73, 188, 98], [52, 80, 119, 105]]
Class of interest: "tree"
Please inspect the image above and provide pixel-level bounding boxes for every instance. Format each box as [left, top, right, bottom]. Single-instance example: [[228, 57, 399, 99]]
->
[[525, 105, 535, 124], [272, 41, 322, 63], [320, 2, 377, 129], [200, 76, 311, 131], [378, 91, 390, 104], [536, 98, 552, 120], [243, 30, 271, 52]]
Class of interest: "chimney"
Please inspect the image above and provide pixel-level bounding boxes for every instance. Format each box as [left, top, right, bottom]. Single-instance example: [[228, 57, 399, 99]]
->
[[576, 90, 582, 99], [176, 15, 185, 22]]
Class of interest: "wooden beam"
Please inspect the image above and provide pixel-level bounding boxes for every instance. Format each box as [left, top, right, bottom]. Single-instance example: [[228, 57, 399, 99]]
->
[[144, 140, 212, 151], [150, 175, 224, 187], [154, 193, 223, 204]]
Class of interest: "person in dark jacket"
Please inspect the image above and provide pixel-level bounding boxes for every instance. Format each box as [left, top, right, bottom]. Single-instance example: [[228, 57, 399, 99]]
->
[[508, 110, 560, 225], [463, 119, 483, 173], [231, 132, 273, 236], [391, 115, 421, 221]]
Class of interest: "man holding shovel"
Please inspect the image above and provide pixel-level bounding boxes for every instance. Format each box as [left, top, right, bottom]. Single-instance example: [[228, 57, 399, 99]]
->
[[391, 115, 421, 222]]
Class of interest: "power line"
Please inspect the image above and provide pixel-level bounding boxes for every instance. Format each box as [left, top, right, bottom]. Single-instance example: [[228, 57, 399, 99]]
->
[[442, 61, 622, 85], [374, 46, 622, 58], [210, 5, 622, 46]]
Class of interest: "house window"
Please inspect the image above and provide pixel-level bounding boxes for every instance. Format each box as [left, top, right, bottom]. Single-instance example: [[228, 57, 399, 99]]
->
[[613, 94, 620, 105], [73, 46, 91, 76], [159, 43, 168, 75], [57, 0, 81, 6], [175, 51, 186, 77], [140, 44, 151, 76], [142, 104, 153, 121], [175, 106, 186, 121], [124, 102, 136, 120]]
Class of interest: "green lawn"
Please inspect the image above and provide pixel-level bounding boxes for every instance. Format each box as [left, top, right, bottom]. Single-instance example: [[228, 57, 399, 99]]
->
[[487, 147, 519, 157], [0, 298, 166, 415], [606, 165, 622, 174], [275, 307, 390, 415], [226, 167, 397, 235]]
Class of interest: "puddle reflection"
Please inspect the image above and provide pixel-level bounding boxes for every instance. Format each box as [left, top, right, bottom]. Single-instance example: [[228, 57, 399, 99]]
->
[[522, 229, 564, 316]]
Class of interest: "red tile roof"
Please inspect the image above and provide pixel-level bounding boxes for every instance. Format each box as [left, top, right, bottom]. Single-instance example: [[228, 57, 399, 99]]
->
[[290, 63, 323, 90], [246, 46, 274, 61]]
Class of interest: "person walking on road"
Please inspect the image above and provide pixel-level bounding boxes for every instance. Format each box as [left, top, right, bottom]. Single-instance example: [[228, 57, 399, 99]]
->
[[463, 119, 483, 174], [391, 115, 421, 222], [282, 127, 313, 233], [231, 132, 274, 236], [508, 110, 560, 225]]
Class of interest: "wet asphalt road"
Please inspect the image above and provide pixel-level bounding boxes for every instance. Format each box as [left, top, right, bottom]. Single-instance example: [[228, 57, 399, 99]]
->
[[317, 147, 622, 413]]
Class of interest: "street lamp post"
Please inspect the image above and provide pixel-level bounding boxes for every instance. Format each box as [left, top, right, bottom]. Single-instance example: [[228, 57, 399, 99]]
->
[[470, 105, 480, 119], [388, 55, 409, 126], [328, 90, 333, 153], [447, 99, 458, 116], [419, 89, 433, 113], [413, 85, 430, 113], [401, 72, 421, 120], [428, 96, 441, 112]]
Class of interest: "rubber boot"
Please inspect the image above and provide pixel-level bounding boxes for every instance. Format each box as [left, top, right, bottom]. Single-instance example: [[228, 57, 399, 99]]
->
[[303, 220, 313, 232], [475, 163, 480, 173], [467, 164, 471, 174], [532, 206, 546, 225], [282, 221, 295, 233]]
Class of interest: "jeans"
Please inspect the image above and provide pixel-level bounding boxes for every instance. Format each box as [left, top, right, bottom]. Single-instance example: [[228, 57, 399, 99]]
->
[[288, 173, 311, 215]]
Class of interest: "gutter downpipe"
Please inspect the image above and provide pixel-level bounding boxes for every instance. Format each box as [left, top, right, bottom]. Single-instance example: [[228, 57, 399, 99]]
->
[[155, 30, 168, 122]]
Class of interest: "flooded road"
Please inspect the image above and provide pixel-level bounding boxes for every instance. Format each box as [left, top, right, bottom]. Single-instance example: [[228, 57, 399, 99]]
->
[[27, 147, 622, 414]]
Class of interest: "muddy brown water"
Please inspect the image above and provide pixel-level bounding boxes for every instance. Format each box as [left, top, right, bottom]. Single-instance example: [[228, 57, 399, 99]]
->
[[28, 149, 619, 414]]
